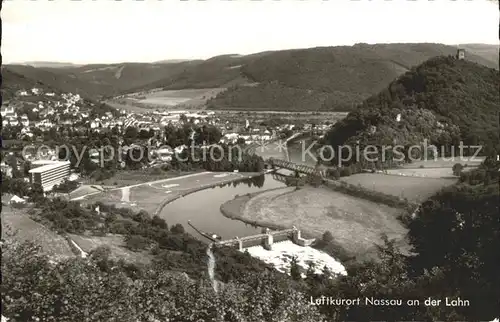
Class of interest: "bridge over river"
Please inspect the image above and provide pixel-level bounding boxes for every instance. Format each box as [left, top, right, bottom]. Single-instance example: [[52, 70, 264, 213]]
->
[[266, 158, 327, 178], [214, 227, 315, 251]]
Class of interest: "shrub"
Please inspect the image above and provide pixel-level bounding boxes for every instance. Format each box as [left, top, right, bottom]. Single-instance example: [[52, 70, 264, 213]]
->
[[452, 163, 464, 176], [322, 231, 334, 243], [170, 224, 185, 234], [52, 179, 80, 193], [327, 169, 340, 180], [151, 215, 168, 229], [339, 166, 352, 177], [125, 235, 151, 251]]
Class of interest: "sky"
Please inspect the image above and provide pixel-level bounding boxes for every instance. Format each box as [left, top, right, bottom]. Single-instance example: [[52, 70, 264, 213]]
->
[[2, 0, 498, 64]]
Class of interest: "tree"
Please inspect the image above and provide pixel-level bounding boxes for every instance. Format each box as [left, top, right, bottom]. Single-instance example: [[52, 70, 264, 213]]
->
[[170, 223, 185, 234], [23, 161, 31, 177], [133, 210, 150, 223], [339, 166, 352, 177], [305, 262, 316, 282], [124, 126, 138, 140], [2, 238, 327, 321], [321, 265, 332, 280], [322, 231, 334, 243], [89, 246, 112, 272], [452, 163, 464, 176], [151, 215, 168, 229], [52, 179, 79, 194], [290, 256, 302, 281], [29, 183, 45, 203], [125, 235, 150, 252], [407, 182, 500, 320]]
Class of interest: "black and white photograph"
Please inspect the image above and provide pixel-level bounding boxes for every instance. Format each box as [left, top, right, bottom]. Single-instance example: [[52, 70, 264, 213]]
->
[[1, 0, 499, 321]]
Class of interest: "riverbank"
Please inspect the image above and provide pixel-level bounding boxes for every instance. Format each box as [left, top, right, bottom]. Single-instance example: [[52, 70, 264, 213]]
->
[[81, 169, 204, 188], [152, 172, 265, 216], [219, 185, 410, 263], [220, 187, 293, 231], [82, 171, 265, 216]]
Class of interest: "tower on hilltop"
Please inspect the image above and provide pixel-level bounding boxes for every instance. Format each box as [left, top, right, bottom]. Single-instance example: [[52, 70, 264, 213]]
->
[[456, 48, 465, 60]]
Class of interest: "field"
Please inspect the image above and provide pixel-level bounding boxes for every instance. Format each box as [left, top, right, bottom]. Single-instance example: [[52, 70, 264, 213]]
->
[[238, 186, 408, 261], [2, 205, 74, 259], [68, 233, 153, 264], [133, 88, 225, 106], [401, 157, 485, 169], [82, 171, 260, 215], [81, 169, 202, 187], [340, 173, 457, 203], [104, 101, 152, 113], [108, 88, 226, 111], [385, 168, 460, 178]]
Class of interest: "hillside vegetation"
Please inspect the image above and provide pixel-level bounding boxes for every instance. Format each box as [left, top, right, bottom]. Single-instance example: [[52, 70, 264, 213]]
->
[[1, 68, 59, 101], [207, 43, 498, 111], [1, 68, 117, 120], [3, 157, 499, 321], [60, 61, 202, 97], [324, 55, 500, 160], [3, 65, 114, 100]]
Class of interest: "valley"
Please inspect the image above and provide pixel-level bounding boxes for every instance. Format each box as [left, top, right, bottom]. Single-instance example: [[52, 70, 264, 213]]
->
[[6, 43, 498, 112], [2, 41, 499, 322]]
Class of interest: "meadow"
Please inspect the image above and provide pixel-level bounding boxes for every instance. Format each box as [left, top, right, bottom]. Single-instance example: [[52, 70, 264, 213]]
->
[[124, 88, 226, 108], [340, 173, 457, 203], [385, 168, 456, 178], [68, 233, 153, 264], [2, 205, 74, 259], [82, 171, 258, 215], [400, 157, 485, 169], [238, 186, 408, 262]]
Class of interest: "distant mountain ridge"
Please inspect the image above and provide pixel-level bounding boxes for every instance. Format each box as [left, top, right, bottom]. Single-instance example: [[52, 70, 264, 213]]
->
[[153, 59, 194, 64], [3, 43, 498, 111], [13, 62, 82, 68]]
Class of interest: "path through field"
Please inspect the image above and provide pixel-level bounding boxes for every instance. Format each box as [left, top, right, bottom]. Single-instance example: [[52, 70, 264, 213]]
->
[[121, 187, 130, 202]]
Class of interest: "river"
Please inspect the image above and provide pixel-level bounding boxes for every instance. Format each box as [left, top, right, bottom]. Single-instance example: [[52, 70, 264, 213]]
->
[[159, 140, 317, 241]]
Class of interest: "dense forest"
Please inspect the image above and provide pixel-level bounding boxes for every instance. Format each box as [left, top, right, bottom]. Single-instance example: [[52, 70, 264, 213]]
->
[[207, 82, 359, 112], [206, 44, 498, 111], [324, 56, 500, 164]]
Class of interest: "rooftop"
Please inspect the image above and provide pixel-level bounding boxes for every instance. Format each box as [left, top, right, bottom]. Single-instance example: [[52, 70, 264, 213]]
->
[[29, 161, 71, 173], [31, 159, 60, 165]]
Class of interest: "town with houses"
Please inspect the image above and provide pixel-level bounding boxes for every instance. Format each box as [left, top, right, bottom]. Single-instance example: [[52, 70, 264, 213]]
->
[[1, 86, 330, 197], [2, 0, 499, 320]]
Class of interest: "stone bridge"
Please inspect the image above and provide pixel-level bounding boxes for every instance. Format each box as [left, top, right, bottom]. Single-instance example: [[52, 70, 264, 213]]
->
[[214, 227, 315, 251], [266, 158, 326, 178]]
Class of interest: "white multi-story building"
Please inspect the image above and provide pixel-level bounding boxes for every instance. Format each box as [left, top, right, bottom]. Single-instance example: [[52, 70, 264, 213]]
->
[[29, 160, 71, 192]]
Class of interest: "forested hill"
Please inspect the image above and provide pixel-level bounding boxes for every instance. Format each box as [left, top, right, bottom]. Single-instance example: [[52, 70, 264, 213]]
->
[[2, 65, 114, 101], [206, 43, 498, 111], [5, 44, 498, 111], [1, 68, 55, 101], [1, 67, 118, 118], [323, 56, 500, 158]]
